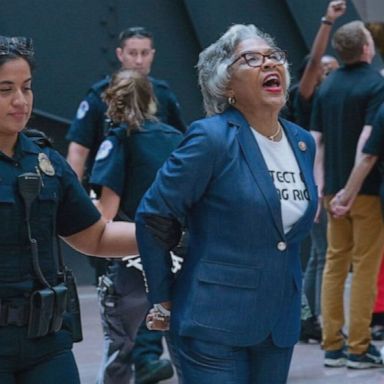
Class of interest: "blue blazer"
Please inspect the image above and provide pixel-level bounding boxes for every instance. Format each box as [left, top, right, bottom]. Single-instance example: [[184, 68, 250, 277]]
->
[[135, 107, 317, 348]]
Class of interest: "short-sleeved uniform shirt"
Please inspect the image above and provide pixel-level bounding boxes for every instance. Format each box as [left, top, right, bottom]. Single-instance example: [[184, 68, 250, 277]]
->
[[0, 133, 101, 297], [66, 76, 186, 183], [90, 121, 183, 219], [311, 62, 384, 195]]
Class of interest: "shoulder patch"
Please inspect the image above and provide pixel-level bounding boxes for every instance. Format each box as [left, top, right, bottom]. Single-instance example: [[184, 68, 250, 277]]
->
[[76, 100, 89, 119], [95, 140, 113, 161]]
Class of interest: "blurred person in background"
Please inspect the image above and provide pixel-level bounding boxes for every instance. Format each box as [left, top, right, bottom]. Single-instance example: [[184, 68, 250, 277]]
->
[[311, 20, 384, 369], [330, 100, 384, 342], [294, 0, 346, 343]]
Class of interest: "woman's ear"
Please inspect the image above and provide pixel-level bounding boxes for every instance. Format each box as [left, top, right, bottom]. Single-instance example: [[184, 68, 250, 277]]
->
[[226, 84, 237, 106], [225, 84, 234, 99]]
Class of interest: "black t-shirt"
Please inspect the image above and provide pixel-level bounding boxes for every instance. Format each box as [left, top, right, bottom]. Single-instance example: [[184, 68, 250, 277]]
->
[[280, 83, 299, 123], [364, 103, 384, 159], [311, 62, 384, 195], [363, 103, 384, 207], [293, 91, 315, 130]]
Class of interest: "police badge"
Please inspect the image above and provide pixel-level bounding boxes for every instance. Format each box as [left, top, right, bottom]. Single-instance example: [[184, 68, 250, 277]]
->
[[38, 153, 55, 176]]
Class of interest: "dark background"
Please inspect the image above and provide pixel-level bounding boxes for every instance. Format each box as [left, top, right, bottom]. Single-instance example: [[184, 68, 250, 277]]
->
[[2, 0, 366, 129], [0, 0, 379, 284]]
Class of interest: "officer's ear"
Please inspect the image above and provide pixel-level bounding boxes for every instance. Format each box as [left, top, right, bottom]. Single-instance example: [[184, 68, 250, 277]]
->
[[115, 47, 123, 64]]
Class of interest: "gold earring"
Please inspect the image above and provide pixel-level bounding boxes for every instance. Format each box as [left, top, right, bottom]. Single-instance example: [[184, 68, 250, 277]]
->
[[228, 96, 236, 105]]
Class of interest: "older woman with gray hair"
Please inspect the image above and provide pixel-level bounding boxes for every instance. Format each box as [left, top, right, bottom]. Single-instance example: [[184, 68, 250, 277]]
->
[[135, 24, 317, 383]]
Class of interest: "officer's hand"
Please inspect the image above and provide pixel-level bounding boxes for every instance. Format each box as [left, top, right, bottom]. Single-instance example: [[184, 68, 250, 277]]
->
[[143, 214, 182, 250]]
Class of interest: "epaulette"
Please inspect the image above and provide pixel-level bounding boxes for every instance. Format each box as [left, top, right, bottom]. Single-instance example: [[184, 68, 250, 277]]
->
[[109, 125, 127, 140], [89, 76, 111, 96], [150, 77, 169, 90], [22, 128, 53, 148]]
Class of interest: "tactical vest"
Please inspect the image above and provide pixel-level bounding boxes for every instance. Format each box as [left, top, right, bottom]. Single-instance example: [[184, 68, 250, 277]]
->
[[0, 139, 62, 294]]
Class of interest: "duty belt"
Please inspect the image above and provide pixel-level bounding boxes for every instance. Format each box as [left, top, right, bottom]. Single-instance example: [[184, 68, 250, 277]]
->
[[0, 298, 29, 327]]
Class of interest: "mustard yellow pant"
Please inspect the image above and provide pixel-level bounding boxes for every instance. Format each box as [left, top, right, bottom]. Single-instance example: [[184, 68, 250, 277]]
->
[[321, 195, 384, 354]]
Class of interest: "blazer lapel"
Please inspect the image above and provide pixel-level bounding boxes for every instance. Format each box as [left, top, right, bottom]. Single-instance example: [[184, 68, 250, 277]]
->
[[229, 109, 285, 238], [282, 119, 317, 236]]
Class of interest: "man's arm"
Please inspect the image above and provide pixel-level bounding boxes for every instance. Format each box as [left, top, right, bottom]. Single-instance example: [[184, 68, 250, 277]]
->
[[66, 142, 90, 181], [311, 131, 325, 222], [299, 0, 346, 100], [355, 125, 373, 164], [331, 154, 378, 217], [311, 131, 325, 196], [330, 125, 378, 216]]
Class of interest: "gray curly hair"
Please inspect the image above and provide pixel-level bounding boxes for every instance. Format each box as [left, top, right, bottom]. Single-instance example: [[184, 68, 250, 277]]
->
[[197, 24, 290, 116]]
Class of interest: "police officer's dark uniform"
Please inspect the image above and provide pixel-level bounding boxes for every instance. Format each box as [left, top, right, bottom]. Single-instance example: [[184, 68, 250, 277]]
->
[[66, 75, 186, 382], [0, 132, 101, 383], [66, 76, 186, 189], [90, 121, 183, 384]]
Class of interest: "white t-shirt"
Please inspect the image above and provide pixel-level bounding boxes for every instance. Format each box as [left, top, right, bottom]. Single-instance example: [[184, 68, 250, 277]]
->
[[251, 127, 309, 234]]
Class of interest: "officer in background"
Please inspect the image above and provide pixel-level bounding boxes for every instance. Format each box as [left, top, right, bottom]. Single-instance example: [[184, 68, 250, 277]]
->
[[66, 26, 185, 191], [66, 27, 185, 383]]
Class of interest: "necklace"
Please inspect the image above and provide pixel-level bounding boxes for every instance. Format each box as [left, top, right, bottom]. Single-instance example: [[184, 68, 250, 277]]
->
[[267, 123, 282, 141]]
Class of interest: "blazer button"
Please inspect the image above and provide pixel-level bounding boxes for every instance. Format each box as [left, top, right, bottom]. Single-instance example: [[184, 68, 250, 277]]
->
[[277, 241, 287, 251]]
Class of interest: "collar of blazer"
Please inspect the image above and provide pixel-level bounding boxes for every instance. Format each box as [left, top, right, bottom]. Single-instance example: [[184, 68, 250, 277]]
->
[[225, 107, 316, 239]]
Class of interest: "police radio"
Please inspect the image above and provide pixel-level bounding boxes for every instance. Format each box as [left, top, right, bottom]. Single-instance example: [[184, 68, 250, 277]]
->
[[18, 172, 41, 218], [17, 173, 48, 286]]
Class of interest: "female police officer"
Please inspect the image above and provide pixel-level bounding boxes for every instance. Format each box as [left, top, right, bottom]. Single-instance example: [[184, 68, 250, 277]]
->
[[0, 36, 137, 383], [90, 69, 183, 384]]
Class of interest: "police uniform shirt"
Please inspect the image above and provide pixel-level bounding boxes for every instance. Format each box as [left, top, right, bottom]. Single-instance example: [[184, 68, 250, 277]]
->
[[65, 77, 110, 178], [90, 121, 183, 220], [66, 77, 185, 182], [0, 133, 101, 297], [150, 77, 186, 133]]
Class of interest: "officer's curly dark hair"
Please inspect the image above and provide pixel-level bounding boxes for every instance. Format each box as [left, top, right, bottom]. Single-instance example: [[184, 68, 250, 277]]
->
[[103, 69, 157, 133]]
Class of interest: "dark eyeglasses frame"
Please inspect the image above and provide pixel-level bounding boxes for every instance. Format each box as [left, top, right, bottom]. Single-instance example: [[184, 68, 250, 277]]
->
[[0, 36, 34, 57], [229, 50, 287, 69]]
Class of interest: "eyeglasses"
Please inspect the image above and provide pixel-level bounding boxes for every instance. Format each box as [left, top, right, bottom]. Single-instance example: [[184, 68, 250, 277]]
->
[[0, 36, 34, 57], [229, 50, 287, 68]]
